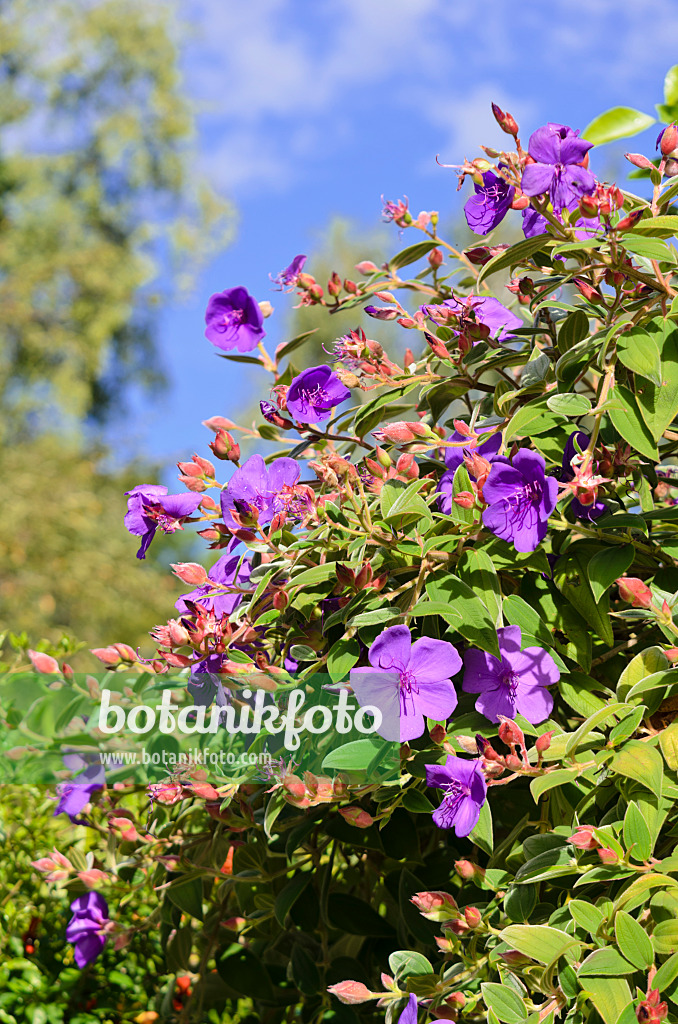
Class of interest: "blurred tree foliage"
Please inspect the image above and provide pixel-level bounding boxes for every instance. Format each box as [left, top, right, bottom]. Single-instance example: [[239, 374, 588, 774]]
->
[[0, 0, 232, 657]]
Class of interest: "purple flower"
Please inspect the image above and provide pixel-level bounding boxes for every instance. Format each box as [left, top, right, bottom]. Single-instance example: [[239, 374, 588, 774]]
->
[[175, 554, 251, 618], [521, 123, 595, 212], [66, 892, 109, 968], [286, 364, 352, 423], [522, 206, 549, 239], [437, 295, 523, 342], [438, 426, 502, 515], [464, 171, 515, 235], [462, 624, 559, 723], [482, 449, 558, 553], [562, 431, 607, 521], [220, 453, 301, 529], [350, 625, 461, 742], [271, 254, 307, 290], [522, 203, 601, 243], [125, 485, 203, 560], [55, 763, 105, 822], [204, 286, 265, 352], [425, 756, 487, 836]]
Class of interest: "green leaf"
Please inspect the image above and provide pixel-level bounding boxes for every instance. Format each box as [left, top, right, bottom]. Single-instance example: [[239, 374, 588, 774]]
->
[[611, 740, 664, 797], [388, 950, 434, 980], [290, 563, 344, 588], [653, 920, 678, 954], [659, 721, 678, 769], [469, 796, 493, 854], [276, 329, 319, 361], [409, 599, 462, 628], [530, 768, 581, 802], [553, 544, 614, 645], [546, 393, 592, 417], [426, 574, 499, 658], [166, 875, 204, 921], [322, 738, 392, 773], [559, 672, 608, 717], [653, 951, 678, 992], [481, 983, 528, 1024], [457, 548, 502, 627], [565, 702, 631, 756], [275, 873, 312, 926], [578, 947, 636, 976], [615, 911, 654, 970], [389, 240, 440, 271], [217, 949, 276, 1002], [499, 925, 580, 965], [617, 647, 669, 701], [327, 638, 360, 683], [631, 215, 678, 237], [581, 977, 633, 1024], [477, 234, 551, 284], [568, 899, 604, 937], [354, 383, 419, 437], [557, 309, 590, 353], [584, 107, 656, 145], [504, 396, 566, 442], [623, 802, 653, 862], [587, 544, 635, 603], [623, 235, 675, 263], [617, 328, 663, 386], [608, 385, 659, 462], [401, 789, 435, 814]]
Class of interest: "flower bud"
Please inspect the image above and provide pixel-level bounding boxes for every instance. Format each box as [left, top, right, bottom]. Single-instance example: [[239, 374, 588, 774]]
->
[[344, 279, 358, 294], [491, 102, 519, 136], [209, 429, 240, 462], [327, 981, 374, 1005], [454, 859, 484, 882], [535, 730, 554, 753], [171, 562, 209, 586], [637, 989, 669, 1023], [355, 260, 379, 275], [453, 491, 476, 509], [511, 195, 529, 211], [505, 753, 523, 771], [27, 650, 60, 674], [428, 247, 444, 268], [569, 825, 599, 850], [430, 723, 447, 744], [202, 415, 237, 432], [465, 247, 492, 265], [339, 806, 374, 829], [258, 300, 274, 318], [625, 152, 655, 170], [328, 272, 342, 297], [660, 124, 678, 157], [616, 577, 653, 609], [498, 718, 525, 749], [91, 645, 122, 666], [364, 305, 399, 321], [579, 194, 599, 217], [574, 278, 604, 303], [616, 209, 645, 232], [410, 890, 458, 921], [464, 906, 482, 928], [597, 846, 619, 865]]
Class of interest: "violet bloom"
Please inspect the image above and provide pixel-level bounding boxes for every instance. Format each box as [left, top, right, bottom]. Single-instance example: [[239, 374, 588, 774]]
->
[[271, 254, 307, 290], [438, 427, 502, 515], [561, 431, 606, 521], [286, 364, 352, 423], [464, 171, 515, 235], [220, 453, 301, 529], [435, 295, 523, 342], [521, 123, 595, 212], [350, 625, 461, 742], [482, 449, 558, 553], [176, 553, 251, 618], [522, 202, 600, 243], [125, 485, 203, 560], [55, 763, 105, 822], [204, 286, 265, 352], [425, 756, 487, 837], [462, 624, 559, 723], [66, 892, 109, 968]]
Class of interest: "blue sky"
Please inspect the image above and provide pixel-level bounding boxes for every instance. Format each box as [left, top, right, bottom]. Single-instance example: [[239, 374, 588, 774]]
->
[[122, 0, 678, 475]]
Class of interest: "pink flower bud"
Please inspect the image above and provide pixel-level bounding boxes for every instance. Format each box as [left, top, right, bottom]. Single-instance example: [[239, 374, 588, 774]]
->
[[78, 868, 109, 887], [498, 717, 525, 749], [410, 890, 458, 921], [491, 102, 519, 136], [535, 730, 554, 753], [597, 846, 619, 865], [455, 859, 482, 881], [209, 429, 240, 462], [428, 247, 444, 268], [339, 806, 374, 829], [617, 577, 653, 609], [660, 125, 678, 157], [171, 562, 209, 586], [569, 825, 599, 850], [202, 416, 238, 432], [625, 152, 655, 170], [355, 261, 379, 275], [453, 491, 476, 509], [27, 650, 60, 674], [327, 981, 374, 1005], [464, 906, 482, 928]]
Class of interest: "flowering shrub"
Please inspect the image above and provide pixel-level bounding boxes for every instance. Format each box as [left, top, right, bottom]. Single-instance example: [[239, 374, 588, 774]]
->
[[19, 69, 678, 1023]]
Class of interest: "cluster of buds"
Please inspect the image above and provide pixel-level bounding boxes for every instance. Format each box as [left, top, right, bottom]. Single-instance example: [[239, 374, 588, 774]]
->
[[579, 183, 623, 221], [31, 849, 109, 888], [626, 124, 678, 178], [294, 271, 325, 306], [381, 196, 436, 231], [90, 642, 140, 669], [330, 327, 401, 383], [326, 270, 361, 300], [411, 890, 483, 947], [363, 447, 419, 494], [177, 453, 218, 492], [637, 987, 669, 1023], [334, 561, 388, 600], [569, 825, 618, 863], [459, 718, 552, 778], [309, 451, 358, 488], [615, 578, 678, 636], [278, 770, 347, 808]]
